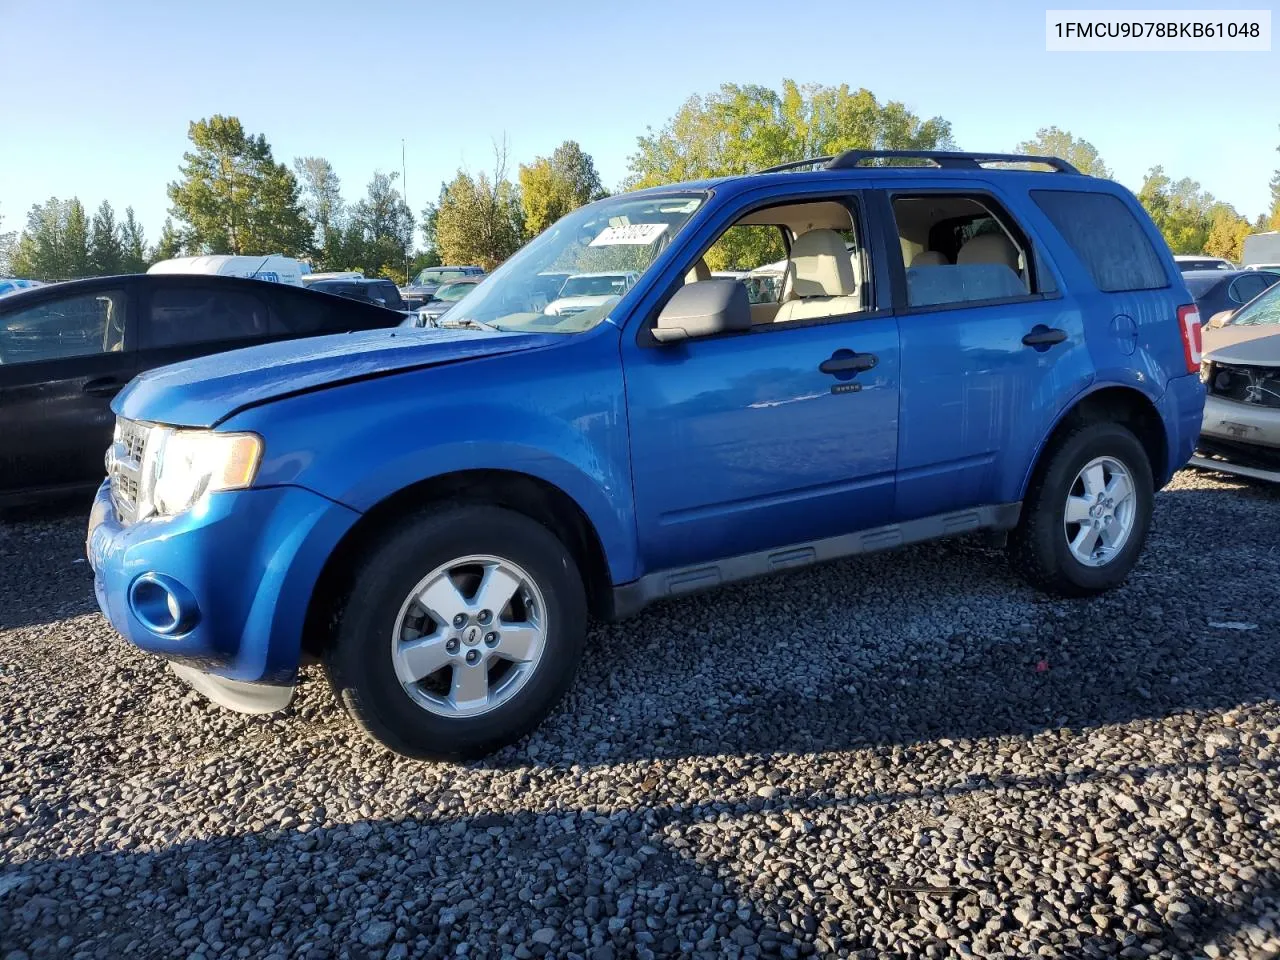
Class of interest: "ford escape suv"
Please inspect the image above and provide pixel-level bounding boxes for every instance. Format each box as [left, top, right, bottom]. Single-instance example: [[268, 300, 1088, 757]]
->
[[87, 150, 1206, 760]]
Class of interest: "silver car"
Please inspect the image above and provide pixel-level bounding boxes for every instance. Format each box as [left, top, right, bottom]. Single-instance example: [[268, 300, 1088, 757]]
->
[[1194, 280, 1280, 481]]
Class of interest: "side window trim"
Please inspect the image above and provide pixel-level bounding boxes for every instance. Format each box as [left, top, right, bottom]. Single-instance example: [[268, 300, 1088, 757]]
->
[[635, 188, 886, 348], [877, 186, 1058, 314]]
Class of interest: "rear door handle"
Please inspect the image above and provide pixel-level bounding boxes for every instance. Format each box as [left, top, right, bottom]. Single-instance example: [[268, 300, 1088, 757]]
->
[[1022, 326, 1068, 348], [83, 377, 123, 398], [819, 351, 878, 375]]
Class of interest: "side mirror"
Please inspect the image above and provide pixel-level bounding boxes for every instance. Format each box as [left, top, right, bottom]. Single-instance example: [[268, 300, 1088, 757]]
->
[[1208, 309, 1234, 328], [653, 278, 751, 343]]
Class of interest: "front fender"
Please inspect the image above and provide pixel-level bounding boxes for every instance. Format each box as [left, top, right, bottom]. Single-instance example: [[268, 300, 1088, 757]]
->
[[223, 331, 640, 584]]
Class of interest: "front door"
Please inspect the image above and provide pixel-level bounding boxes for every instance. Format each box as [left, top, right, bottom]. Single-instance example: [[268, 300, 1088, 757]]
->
[[622, 190, 900, 574], [0, 284, 137, 499]]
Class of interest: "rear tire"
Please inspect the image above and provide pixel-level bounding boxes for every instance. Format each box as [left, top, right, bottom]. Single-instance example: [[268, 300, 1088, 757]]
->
[[1008, 422, 1154, 597], [325, 504, 587, 761]]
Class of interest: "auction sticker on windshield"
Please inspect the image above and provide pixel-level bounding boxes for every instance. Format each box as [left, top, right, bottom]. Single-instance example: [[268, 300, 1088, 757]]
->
[[590, 223, 669, 246]]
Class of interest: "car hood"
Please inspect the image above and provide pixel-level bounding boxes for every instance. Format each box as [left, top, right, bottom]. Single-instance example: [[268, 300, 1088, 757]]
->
[[114, 327, 561, 428], [1204, 327, 1280, 367]]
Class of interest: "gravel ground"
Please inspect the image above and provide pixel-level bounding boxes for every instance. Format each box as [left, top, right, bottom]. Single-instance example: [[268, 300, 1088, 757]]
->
[[1, 468, 1278, 960]]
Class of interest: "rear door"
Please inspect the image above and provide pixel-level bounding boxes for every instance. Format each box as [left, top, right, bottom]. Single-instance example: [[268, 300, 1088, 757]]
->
[[877, 181, 1093, 519], [0, 282, 138, 498]]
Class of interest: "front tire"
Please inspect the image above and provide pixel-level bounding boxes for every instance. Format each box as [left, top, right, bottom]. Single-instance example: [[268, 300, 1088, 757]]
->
[[1008, 422, 1154, 597], [325, 504, 587, 761]]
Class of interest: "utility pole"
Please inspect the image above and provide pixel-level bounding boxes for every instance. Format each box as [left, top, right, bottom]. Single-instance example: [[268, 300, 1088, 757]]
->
[[402, 139, 410, 285]]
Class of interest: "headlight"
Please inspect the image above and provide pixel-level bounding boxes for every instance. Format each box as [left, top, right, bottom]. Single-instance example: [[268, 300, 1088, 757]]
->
[[143, 428, 262, 518]]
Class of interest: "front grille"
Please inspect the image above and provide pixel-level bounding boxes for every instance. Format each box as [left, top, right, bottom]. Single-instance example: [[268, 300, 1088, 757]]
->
[[1207, 362, 1280, 409], [109, 418, 149, 524]]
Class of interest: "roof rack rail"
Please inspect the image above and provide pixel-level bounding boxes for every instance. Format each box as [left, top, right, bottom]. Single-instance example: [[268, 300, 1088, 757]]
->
[[758, 156, 835, 173], [825, 150, 1081, 174]]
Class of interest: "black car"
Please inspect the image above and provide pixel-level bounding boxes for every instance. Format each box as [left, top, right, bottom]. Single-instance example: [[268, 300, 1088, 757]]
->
[[303, 277, 408, 311], [1183, 269, 1280, 325], [0, 274, 405, 506]]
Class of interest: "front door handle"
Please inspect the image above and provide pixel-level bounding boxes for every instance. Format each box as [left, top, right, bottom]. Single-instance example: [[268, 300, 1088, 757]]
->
[[83, 377, 123, 398], [819, 351, 878, 375], [1022, 326, 1068, 348]]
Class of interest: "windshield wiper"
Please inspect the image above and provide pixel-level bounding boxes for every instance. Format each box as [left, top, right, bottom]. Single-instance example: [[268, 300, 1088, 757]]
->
[[438, 316, 497, 331]]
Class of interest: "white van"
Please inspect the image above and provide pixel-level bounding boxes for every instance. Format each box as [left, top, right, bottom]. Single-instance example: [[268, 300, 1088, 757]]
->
[[147, 254, 306, 287]]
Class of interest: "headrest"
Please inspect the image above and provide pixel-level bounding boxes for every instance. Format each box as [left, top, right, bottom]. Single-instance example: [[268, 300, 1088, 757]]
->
[[911, 250, 949, 267], [956, 232, 1019, 272], [789, 229, 856, 297], [684, 258, 711, 284]]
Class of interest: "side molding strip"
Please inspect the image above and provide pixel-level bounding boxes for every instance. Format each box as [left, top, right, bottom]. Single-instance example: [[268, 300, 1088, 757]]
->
[[610, 502, 1022, 620]]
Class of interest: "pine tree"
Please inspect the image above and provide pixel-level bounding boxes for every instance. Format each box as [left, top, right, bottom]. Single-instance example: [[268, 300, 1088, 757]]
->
[[89, 200, 125, 275]]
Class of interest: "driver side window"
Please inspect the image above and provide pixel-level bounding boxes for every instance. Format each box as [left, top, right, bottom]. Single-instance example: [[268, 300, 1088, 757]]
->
[[687, 198, 871, 327]]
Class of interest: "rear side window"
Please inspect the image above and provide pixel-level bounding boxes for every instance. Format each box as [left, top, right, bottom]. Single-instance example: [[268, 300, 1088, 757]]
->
[[1229, 273, 1274, 304], [1031, 190, 1167, 293], [144, 287, 277, 348]]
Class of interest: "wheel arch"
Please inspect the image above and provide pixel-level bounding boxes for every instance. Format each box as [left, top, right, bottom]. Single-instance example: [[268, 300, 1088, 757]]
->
[[1020, 384, 1169, 501], [301, 469, 618, 660]]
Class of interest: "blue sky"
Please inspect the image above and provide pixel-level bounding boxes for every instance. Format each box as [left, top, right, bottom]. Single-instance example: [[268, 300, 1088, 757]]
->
[[1, 0, 1276, 247]]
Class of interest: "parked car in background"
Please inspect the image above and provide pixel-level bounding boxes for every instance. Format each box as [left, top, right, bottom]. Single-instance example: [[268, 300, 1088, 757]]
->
[[1174, 255, 1235, 273], [542, 271, 638, 318], [301, 271, 364, 285], [399, 265, 485, 310], [0, 274, 405, 505], [304, 277, 408, 311], [1243, 231, 1280, 268], [86, 149, 1205, 760], [1193, 280, 1280, 481], [412, 277, 484, 326], [1182, 269, 1280, 326], [148, 254, 307, 287], [0, 278, 44, 298], [1244, 263, 1280, 273]]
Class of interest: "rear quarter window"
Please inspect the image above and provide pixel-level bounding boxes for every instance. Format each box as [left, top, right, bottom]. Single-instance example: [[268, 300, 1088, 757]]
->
[[1030, 190, 1168, 293]]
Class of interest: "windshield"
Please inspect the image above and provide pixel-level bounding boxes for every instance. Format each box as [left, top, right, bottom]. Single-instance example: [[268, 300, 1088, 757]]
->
[[1228, 282, 1280, 326], [434, 281, 474, 302], [427, 192, 706, 333], [411, 268, 466, 287], [558, 275, 629, 298]]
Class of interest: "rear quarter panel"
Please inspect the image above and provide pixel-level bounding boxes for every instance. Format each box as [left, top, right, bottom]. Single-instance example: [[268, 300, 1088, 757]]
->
[[221, 327, 641, 583]]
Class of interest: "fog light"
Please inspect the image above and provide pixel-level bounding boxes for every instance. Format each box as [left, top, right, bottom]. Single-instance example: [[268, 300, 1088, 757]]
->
[[129, 574, 200, 636]]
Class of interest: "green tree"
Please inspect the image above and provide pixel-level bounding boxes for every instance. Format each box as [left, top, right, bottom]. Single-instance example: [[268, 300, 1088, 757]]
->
[[0, 203, 15, 276], [1269, 126, 1280, 231], [626, 80, 954, 188], [89, 200, 124, 275], [1138, 167, 1212, 253], [1015, 126, 1112, 177], [120, 206, 149, 273], [153, 218, 185, 261], [1204, 203, 1254, 262], [519, 140, 605, 238], [10, 197, 95, 280], [431, 146, 524, 270], [350, 170, 415, 280], [167, 115, 312, 256], [294, 156, 344, 252], [63, 199, 91, 279]]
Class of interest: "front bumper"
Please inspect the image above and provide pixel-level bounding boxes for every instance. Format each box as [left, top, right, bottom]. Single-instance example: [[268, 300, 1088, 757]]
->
[[1200, 392, 1280, 450], [87, 480, 360, 689]]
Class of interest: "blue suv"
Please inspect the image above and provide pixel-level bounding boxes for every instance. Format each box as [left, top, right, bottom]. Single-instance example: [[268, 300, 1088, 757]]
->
[[87, 151, 1206, 759]]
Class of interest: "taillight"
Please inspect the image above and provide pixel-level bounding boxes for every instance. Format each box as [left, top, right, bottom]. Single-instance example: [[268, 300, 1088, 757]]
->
[[1178, 304, 1202, 374]]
